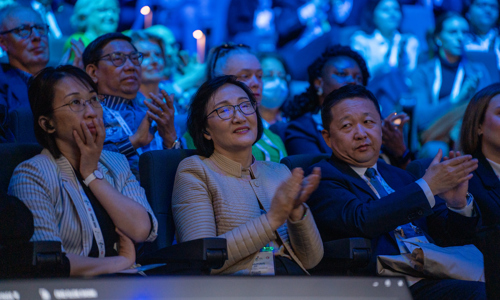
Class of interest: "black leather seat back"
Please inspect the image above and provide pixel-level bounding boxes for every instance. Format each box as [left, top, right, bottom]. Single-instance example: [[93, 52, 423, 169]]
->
[[139, 149, 198, 252]]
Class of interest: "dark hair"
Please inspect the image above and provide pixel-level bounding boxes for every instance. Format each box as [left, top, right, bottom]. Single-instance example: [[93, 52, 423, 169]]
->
[[434, 12, 465, 44], [83, 32, 135, 68], [28, 65, 98, 158], [206, 43, 255, 80], [188, 75, 264, 157], [360, 0, 403, 34], [282, 45, 370, 120], [460, 83, 500, 155], [321, 84, 381, 131]]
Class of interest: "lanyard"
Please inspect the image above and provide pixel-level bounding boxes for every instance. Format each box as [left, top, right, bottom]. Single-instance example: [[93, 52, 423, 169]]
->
[[78, 184, 106, 258], [387, 33, 401, 67], [105, 107, 134, 136], [432, 58, 464, 104], [104, 106, 142, 154]]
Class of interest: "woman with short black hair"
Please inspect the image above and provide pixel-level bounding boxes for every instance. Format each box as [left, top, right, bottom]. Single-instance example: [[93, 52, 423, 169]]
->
[[9, 65, 157, 276], [173, 75, 323, 275]]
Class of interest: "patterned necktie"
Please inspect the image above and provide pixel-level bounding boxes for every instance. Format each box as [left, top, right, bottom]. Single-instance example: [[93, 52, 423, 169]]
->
[[365, 168, 389, 198]]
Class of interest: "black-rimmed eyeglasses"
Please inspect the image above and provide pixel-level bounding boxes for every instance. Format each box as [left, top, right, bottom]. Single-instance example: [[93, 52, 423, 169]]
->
[[206, 100, 256, 120], [0, 24, 49, 39], [97, 52, 144, 67], [53, 95, 104, 112]]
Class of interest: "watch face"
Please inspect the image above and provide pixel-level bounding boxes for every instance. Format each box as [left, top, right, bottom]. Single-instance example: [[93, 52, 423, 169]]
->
[[94, 170, 104, 179]]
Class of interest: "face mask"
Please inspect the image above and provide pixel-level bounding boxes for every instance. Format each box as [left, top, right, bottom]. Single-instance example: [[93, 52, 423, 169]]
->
[[261, 78, 289, 109]]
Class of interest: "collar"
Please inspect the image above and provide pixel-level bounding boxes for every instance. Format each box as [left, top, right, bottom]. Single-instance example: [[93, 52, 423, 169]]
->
[[41, 148, 108, 183], [486, 158, 500, 179], [102, 94, 136, 111], [13, 67, 32, 85], [373, 29, 401, 44], [262, 119, 270, 130], [350, 163, 378, 179], [210, 150, 257, 178]]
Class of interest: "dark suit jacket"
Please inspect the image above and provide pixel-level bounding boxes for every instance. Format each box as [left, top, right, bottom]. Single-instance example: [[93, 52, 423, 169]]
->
[[0, 64, 30, 142], [284, 113, 331, 156], [307, 155, 480, 274], [407, 153, 500, 227], [470, 152, 500, 227]]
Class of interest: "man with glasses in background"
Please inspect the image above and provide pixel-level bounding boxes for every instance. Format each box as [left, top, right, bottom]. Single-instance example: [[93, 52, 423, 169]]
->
[[0, 5, 50, 142], [83, 32, 179, 178]]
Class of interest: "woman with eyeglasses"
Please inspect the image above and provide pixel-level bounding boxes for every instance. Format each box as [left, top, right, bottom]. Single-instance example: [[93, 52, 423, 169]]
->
[[8, 65, 158, 276], [183, 43, 287, 163], [173, 75, 323, 275]]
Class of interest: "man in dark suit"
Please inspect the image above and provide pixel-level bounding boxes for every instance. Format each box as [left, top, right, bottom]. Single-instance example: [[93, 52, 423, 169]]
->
[[307, 84, 485, 299], [0, 5, 50, 142]]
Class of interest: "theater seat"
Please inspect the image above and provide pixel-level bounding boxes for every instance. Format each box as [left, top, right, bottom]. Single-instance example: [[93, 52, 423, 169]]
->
[[138, 149, 228, 274], [0, 143, 42, 194], [0, 143, 69, 278], [8, 106, 37, 143], [281, 153, 372, 275]]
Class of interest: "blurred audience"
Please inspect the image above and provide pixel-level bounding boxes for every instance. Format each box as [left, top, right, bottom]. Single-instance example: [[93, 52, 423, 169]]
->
[[184, 42, 287, 163], [410, 12, 491, 158], [351, 0, 419, 78], [0, 5, 49, 142], [307, 84, 484, 299], [464, 0, 500, 69], [8, 65, 157, 276], [283, 45, 369, 155], [258, 52, 291, 125], [83, 33, 179, 177], [144, 25, 206, 113], [64, 0, 120, 55], [173, 75, 323, 275], [128, 30, 166, 107], [460, 83, 500, 227]]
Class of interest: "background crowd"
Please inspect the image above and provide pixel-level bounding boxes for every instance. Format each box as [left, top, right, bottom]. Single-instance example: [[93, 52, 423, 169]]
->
[[1, 0, 500, 299]]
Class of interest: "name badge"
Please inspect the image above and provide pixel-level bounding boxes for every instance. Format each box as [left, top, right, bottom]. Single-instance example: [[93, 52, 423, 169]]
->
[[250, 251, 275, 276]]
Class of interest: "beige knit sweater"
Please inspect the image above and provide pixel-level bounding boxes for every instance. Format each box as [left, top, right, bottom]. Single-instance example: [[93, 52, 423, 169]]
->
[[172, 151, 324, 275]]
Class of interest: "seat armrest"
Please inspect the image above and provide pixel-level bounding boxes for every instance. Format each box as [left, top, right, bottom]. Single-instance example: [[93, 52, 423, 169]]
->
[[137, 238, 227, 270], [323, 237, 371, 262]]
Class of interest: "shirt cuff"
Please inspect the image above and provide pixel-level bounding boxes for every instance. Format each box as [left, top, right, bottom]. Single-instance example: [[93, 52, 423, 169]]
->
[[117, 139, 138, 158], [447, 193, 475, 217], [416, 178, 435, 208]]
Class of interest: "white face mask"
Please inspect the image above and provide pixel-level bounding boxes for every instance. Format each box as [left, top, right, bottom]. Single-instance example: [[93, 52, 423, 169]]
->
[[261, 78, 289, 109]]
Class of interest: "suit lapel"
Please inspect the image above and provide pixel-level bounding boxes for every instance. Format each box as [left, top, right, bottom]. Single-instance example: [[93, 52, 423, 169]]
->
[[329, 155, 378, 200], [476, 153, 500, 203]]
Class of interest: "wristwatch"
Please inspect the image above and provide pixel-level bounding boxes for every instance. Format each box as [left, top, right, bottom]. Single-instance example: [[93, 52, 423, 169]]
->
[[83, 170, 104, 187]]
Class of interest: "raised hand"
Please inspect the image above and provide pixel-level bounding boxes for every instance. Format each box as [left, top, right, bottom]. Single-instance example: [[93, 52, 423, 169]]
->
[[144, 90, 177, 148], [267, 167, 321, 230], [382, 112, 410, 158], [129, 113, 153, 149], [74, 118, 105, 178], [422, 149, 478, 209]]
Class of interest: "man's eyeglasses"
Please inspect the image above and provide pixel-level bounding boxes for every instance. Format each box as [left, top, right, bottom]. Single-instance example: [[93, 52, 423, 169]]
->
[[53, 95, 104, 112], [0, 24, 49, 39], [206, 100, 256, 120], [211, 43, 251, 76], [98, 52, 144, 67]]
